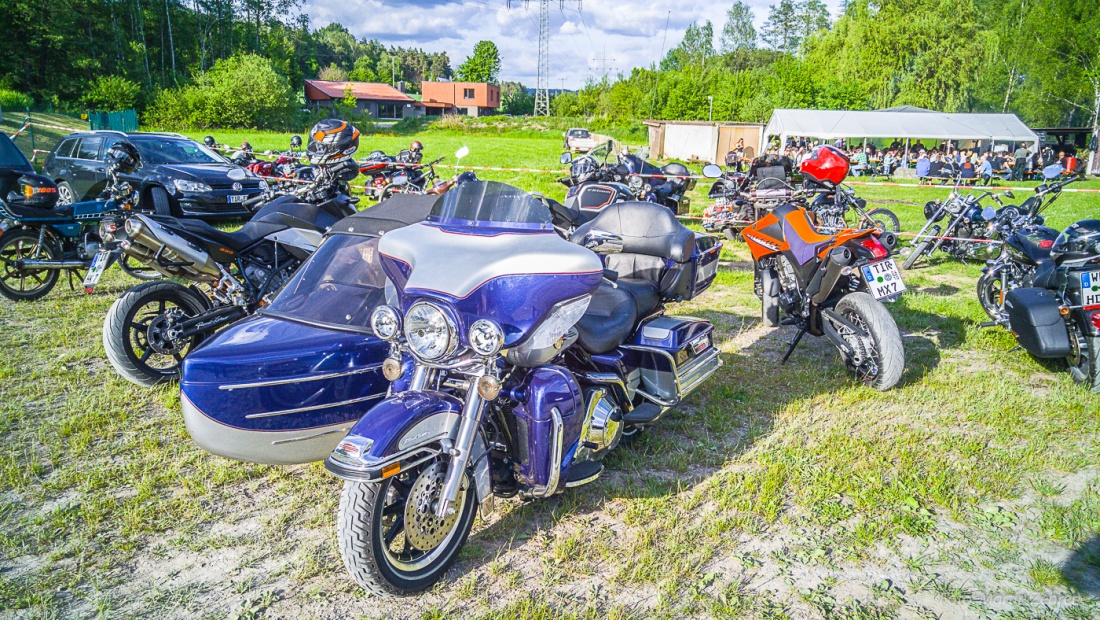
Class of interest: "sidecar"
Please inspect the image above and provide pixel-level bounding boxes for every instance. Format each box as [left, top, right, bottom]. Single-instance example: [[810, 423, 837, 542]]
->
[[179, 195, 437, 465]]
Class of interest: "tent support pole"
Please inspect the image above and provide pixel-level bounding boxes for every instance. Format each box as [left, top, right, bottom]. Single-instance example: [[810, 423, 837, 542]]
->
[[904, 138, 909, 168]]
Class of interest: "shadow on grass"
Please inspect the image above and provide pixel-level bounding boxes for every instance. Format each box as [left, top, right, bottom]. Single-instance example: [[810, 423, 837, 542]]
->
[[1062, 535, 1100, 596]]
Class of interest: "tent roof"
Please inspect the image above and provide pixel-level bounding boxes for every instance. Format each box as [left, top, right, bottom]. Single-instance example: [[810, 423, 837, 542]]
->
[[763, 109, 1038, 143]]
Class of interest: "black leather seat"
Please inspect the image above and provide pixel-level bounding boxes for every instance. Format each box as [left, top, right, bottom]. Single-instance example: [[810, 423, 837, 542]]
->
[[175, 218, 281, 252], [616, 278, 660, 317], [575, 282, 637, 354]]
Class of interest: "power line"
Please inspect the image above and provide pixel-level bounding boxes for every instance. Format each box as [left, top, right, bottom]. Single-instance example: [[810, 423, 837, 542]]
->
[[507, 0, 581, 116]]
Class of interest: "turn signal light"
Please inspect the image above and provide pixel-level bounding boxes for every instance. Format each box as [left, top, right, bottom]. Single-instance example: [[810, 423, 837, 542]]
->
[[382, 357, 403, 382], [381, 462, 401, 479], [1060, 306, 1070, 316], [1089, 311, 1100, 331], [860, 238, 889, 260]]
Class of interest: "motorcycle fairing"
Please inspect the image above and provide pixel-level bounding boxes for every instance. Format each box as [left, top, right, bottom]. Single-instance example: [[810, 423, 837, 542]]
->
[[1006, 225, 1059, 266], [509, 365, 585, 493]]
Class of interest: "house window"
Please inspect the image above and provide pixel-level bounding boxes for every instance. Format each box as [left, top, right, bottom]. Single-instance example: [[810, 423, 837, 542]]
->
[[463, 88, 475, 100], [377, 104, 403, 120]]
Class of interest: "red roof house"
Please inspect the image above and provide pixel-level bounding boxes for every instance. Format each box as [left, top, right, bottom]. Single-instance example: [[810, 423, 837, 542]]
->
[[304, 80, 422, 120]]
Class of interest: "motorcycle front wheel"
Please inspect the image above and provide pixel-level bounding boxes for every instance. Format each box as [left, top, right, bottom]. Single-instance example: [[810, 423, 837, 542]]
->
[[0, 229, 60, 301], [833, 292, 905, 391], [338, 460, 477, 598], [102, 281, 209, 387], [902, 237, 933, 270], [976, 271, 1006, 322], [865, 208, 900, 234]]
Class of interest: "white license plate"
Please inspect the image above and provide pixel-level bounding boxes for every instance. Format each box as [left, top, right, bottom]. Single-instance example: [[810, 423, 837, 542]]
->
[[228, 194, 248, 203], [1080, 270, 1100, 309], [82, 250, 110, 292], [862, 258, 906, 300]]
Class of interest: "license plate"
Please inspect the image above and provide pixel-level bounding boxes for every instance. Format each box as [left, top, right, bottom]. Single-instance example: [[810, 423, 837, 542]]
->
[[691, 334, 710, 354], [228, 194, 248, 203], [82, 250, 110, 292], [1080, 270, 1100, 309], [862, 258, 906, 300]]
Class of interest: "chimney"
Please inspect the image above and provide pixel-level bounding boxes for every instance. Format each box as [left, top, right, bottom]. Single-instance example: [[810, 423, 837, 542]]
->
[[396, 81, 406, 93]]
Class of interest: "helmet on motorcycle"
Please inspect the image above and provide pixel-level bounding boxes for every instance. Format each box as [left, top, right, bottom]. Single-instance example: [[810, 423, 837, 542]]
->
[[105, 141, 141, 176], [12, 173, 59, 209], [571, 156, 598, 184], [410, 140, 423, 152], [240, 141, 253, 152], [307, 119, 360, 166], [800, 145, 849, 189], [203, 136, 216, 148], [923, 200, 945, 222], [290, 135, 303, 149], [1051, 220, 1100, 265], [455, 171, 478, 186]]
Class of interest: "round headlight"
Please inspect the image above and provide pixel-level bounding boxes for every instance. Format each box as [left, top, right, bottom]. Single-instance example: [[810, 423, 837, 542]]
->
[[404, 302, 456, 361], [468, 320, 504, 357], [370, 305, 401, 341]]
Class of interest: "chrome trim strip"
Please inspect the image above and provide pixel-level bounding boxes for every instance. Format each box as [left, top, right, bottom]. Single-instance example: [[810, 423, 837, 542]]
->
[[244, 393, 385, 419], [271, 427, 349, 445], [220, 364, 383, 390]]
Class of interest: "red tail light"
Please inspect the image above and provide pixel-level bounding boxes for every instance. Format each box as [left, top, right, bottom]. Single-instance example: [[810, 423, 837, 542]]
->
[[860, 238, 889, 260], [1039, 239, 1054, 249], [1089, 310, 1100, 330]]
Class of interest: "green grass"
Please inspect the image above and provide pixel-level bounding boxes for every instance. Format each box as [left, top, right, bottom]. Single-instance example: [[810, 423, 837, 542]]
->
[[1, 129, 1100, 617]]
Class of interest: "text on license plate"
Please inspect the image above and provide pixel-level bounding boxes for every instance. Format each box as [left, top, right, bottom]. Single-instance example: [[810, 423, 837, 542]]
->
[[228, 194, 248, 203], [1080, 270, 1100, 308], [862, 258, 906, 300]]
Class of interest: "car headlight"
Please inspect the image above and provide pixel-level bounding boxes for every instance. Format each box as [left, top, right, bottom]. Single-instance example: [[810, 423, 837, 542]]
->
[[370, 305, 401, 341], [404, 302, 456, 361], [468, 320, 504, 357], [174, 179, 212, 193]]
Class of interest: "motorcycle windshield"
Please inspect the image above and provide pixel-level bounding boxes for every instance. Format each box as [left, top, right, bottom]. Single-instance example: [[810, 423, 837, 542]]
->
[[261, 235, 389, 333], [428, 181, 553, 231]]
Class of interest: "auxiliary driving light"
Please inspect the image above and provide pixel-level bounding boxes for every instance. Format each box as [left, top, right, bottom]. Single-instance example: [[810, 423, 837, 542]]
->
[[477, 375, 501, 401], [382, 357, 404, 382]]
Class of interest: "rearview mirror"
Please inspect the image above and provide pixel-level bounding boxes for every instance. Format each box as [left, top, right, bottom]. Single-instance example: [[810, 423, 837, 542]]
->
[[981, 206, 997, 221], [1042, 164, 1063, 180], [580, 228, 624, 255], [1002, 190, 1014, 199], [5, 191, 19, 204], [560, 152, 573, 165], [702, 164, 722, 179], [455, 146, 469, 160], [226, 168, 247, 181]]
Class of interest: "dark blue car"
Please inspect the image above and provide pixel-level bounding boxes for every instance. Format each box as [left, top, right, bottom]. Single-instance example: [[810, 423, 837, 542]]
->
[[42, 131, 266, 219]]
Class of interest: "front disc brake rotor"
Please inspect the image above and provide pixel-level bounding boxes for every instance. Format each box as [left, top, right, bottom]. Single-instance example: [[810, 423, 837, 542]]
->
[[145, 309, 187, 355], [404, 462, 465, 551]]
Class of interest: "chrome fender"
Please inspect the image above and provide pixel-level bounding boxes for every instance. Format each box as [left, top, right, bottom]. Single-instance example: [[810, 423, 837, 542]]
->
[[323, 390, 493, 511]]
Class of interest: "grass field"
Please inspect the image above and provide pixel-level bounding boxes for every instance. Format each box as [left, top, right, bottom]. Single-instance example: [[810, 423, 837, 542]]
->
[[1, 119, 1100, 618]]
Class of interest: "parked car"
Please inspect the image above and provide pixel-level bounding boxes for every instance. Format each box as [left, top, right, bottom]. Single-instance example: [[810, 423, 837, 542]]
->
[[563, 127, 598, 153], [43, 131, 267, 218], [0, 134, 36, 198]]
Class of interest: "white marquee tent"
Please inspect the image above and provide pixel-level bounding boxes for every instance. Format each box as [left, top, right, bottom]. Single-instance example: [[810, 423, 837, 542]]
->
[[763, 108, 1039, 156]]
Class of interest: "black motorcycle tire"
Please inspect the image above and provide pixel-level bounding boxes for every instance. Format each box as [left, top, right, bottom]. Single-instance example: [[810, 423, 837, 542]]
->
[[760, 267, 780, 327], [102, 281, 208, 387], [866, 208, 901, 234], [834, 292, 905, 391], [723, 227, 740, 242], [902, 238, 932, 270], [149, 187, 174, 217], [118, 254, 162, 281], [0, 229, 61, 301], [338, 467, 477, 598], [976, 271, 1005, 322], [1068, 335, 1100, 392]]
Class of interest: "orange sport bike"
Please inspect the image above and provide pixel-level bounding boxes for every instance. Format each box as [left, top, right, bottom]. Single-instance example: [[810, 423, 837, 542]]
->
[[738, 146, 907, 390]]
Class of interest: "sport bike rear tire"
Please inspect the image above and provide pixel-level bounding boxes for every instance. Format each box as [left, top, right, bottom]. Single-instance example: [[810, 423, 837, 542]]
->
[[902, 239, 932, 270], [834, 292, 905, 391], [866, 208, 900, 234], [103, 281, 208, 387], [1067, 335, 1100, 392]]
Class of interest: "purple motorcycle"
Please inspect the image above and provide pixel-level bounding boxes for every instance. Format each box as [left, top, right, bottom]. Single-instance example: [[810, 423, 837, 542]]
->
[[322, 181, 723, 596]]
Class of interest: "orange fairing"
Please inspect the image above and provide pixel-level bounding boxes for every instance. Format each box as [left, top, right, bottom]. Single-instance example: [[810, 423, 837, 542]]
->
[[744, 205, 875, 262], [742, 212, 788, 260]]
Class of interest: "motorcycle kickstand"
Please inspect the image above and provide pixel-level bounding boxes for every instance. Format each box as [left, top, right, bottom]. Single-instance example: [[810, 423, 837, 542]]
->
[[780, 327, 807, 364]]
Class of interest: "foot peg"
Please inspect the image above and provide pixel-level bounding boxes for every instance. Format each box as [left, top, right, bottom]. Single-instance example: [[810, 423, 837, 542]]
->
[[622, 402, 663, 425], [564, 461, 604, 488]]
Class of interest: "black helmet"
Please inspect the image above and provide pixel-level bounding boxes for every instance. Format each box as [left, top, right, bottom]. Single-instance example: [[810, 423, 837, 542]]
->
[[203, 136, 216, 148], [241, 141, 253, 152], [455, 171, 478, 186], [290, 135, 303, 148], [1051, 220, 1100, 266], [410, 140, 424, 152], [328, 159, 361, 182], [307, 119, 360, 166], [571, 156, 598, 184], [105, 141, 141, 176]]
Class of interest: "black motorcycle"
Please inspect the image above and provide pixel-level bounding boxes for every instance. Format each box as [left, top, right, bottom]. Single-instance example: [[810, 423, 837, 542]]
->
[[1004, 216, 1100, 391], [902, 183, 1014, 270], [99, 163, 359, 386], [976, 176, 1077, 324], [560, 140, 694, 215], [808, 186, 900, 235]]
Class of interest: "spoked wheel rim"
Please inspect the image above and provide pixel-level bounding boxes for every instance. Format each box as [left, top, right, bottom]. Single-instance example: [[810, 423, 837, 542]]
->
[[978, 275, 1006, 321], [0, 235, 58, 297], [56, 184, 74, 205], [838, 309, 882, 384], [123, 295, 199, 376], [377, 461, 469, 573]]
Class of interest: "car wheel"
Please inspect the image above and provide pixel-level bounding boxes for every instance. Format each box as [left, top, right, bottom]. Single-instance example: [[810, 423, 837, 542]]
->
[[149, 187, 174, 216], [56, 181, 76, 205]]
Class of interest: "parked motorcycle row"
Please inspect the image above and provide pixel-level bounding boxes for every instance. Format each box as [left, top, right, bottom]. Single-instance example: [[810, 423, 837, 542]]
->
[[703, 145, 1099, 390], [0, 125, 1094, 598]]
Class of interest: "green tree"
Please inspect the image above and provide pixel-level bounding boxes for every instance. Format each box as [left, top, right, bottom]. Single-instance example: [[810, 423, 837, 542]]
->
[[318, 64, 349, 81], [81, 76, 141, 110], [456, 41, 502, 83], [663, 21, 715, 72], [721, 2, 757, 52], [760, 0, 802, 54]]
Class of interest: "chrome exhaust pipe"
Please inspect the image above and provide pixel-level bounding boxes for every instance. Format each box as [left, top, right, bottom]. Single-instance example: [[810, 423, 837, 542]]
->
[[124, 215, 221, 280], [16, 259, 88, 269]]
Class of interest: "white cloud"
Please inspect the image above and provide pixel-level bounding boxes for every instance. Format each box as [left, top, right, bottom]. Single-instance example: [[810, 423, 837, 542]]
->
[[303, 0, 844, 88]]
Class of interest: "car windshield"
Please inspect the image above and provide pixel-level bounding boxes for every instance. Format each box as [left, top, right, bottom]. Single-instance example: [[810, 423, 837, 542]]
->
[[569, 129, 590, 139], [0, 136, 32, 171], [262, 235, 389, 333], [132, 138, 225, 165], [429, 181, 552, 229]]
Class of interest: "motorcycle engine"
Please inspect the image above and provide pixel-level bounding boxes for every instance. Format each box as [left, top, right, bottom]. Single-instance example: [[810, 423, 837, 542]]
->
[[776, 257, 804, 313], [80, 235, 101, 260], [575, 388, 622, 462]]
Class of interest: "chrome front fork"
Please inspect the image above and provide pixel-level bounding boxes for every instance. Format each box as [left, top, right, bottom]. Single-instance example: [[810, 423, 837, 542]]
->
[[434, 370, 486, 519]]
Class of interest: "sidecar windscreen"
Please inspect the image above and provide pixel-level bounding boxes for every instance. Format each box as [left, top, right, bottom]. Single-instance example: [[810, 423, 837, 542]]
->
[[262, 235, 387, 333], [430, 181, 552, 229]]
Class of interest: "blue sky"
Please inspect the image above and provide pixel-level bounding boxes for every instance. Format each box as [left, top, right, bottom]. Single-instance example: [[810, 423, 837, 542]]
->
[[303, 0, 844, 88]]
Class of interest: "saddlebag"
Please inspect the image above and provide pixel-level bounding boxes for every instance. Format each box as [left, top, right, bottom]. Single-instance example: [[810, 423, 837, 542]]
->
[[1004, 287, 1072, 358], [626, 317, 721, 404]]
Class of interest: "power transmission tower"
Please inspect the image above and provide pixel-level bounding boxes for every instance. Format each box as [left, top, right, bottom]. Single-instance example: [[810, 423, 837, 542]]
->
[[594, 46, 617, 79], [508, 0, 581, 116]]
